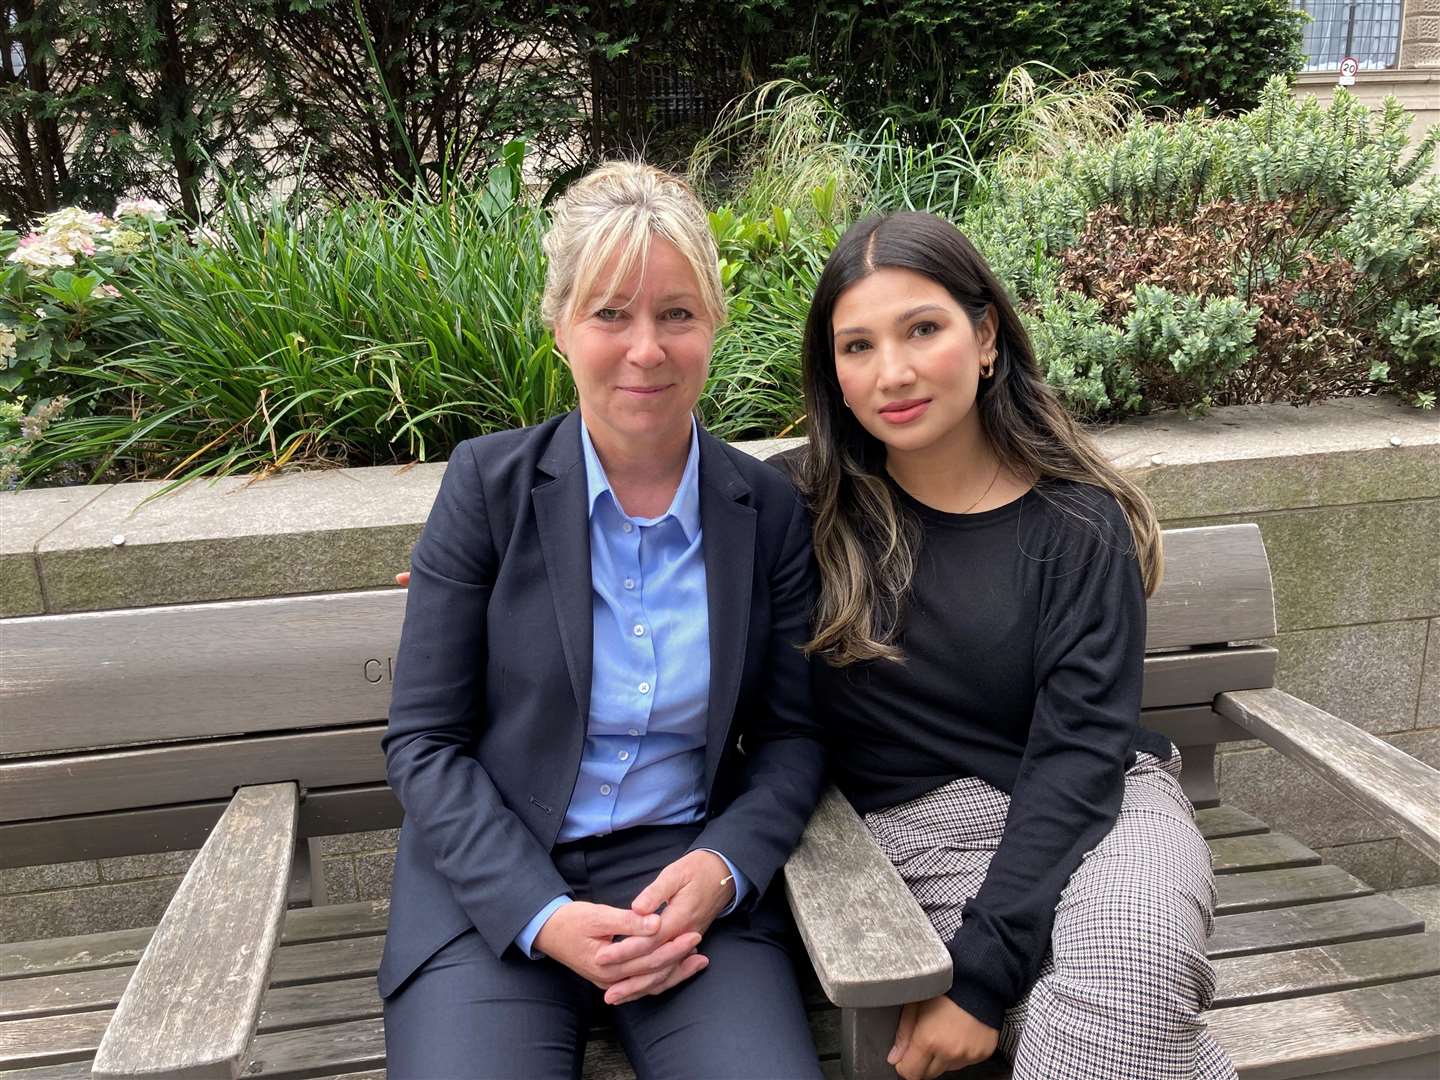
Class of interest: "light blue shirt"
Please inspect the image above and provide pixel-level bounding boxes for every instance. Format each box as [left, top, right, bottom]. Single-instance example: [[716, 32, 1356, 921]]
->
[[515, 418, 749, 957]]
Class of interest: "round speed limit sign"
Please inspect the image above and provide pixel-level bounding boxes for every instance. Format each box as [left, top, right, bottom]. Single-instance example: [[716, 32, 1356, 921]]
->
[[1339, 56, 1359, 86]]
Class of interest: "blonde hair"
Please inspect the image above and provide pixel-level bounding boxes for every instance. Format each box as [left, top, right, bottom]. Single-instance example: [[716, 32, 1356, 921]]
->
[[540, 161, 725, 331]]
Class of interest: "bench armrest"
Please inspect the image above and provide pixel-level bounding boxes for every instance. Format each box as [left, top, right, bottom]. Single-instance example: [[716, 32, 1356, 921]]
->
[[92, 782, 300, 1080], [784, 785, 952, 1008], [1216, 688, 1440, 865]]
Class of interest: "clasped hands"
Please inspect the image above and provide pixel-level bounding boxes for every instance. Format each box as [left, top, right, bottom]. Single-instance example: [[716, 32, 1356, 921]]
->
[[534, 848, 736, 1006], [394, 573, 732, 1006]]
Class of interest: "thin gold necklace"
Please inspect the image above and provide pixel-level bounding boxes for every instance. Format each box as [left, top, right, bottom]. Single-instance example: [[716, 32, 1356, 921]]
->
[[960, 461, 1003, 514]]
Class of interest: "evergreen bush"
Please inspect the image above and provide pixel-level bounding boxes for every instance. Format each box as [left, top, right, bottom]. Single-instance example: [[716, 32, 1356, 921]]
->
[[964, 79, 1440, 414]]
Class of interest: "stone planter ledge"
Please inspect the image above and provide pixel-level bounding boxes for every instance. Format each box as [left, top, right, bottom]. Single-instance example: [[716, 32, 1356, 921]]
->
[[1, 396, 1436, 619]]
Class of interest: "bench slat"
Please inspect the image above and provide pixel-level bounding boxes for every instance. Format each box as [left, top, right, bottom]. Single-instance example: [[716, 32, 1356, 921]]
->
[[1145, 525, 1276, 650], [0, 1009, 109, 1070], [1209, 895, 1426, 960], [7, 929, 1437, 1077], [1214, 864, 1372, 916], [0, 530, 1275, 760], [1217, 687, 1440, 866], [1, 936, 387, 1023], [0, 929, 153, 982], [276, 901, 391, 948], [1, 901, 390, 983], [0, 785, 401, 873], [1206, 973, 1440, 1079], [1212, 931, 1440, 1009], [0, 1019, 394, 1080], [0, 975, 383, 1067], [1209, 833, 1320, 874], [0, 727, 385, 824], [1140, 646, 1276, 710], [0, 967, 131, 1023], [1194, 805, 1267, 840], [1140, 706, 1251, 749], [0, 592, 404, 757], [92, 783, 299, 1080], [236, 1016, 387, 1079], [0, 1062, 109, 1079]]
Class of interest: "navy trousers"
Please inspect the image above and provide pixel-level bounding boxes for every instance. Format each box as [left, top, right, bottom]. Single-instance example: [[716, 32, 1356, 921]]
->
[[382, 824, 822, 1080]]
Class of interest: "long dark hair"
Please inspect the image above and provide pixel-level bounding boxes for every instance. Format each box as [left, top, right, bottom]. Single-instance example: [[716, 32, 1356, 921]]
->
[[800, 211, 1161, 665]]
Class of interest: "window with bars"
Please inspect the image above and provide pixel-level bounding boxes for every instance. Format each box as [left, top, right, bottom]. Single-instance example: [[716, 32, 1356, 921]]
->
[[1292, 1, 1404, 70]]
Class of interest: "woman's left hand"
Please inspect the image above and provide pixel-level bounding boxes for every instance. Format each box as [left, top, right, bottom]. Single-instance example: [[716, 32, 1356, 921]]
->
[[592, 850, 736, 1004], [888, 995, 999, 1080]]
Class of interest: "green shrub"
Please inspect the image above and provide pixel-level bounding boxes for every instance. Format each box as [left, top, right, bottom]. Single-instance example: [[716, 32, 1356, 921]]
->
[[1, 202, 182, 484], [965, 78, 1440, 415], [1124, 285, 1259, 404], [22, 147, 571, 486], [19, 146, 830, 485], [705, 204, 835, 439], [0, 395, 67, 487], [1379, 301, 1440, 408], [1, 203, 175, 398], [1021, 292, 1135, 416], [769, 0, 1305, 135], [14, 79, 1438, 489]]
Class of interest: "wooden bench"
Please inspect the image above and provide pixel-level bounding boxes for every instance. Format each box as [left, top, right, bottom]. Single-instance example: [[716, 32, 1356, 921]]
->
[[2, 523, 1437, 1080]]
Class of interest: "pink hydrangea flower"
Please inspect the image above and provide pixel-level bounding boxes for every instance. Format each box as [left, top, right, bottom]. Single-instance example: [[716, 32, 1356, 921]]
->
[[114, 198, 168, 222]]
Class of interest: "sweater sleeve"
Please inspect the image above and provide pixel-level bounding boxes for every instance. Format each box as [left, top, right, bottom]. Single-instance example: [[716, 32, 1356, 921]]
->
[[943, 491, 1147, 1028]]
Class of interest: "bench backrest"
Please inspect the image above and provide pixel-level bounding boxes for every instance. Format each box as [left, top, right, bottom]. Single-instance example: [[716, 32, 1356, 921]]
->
[[0, 524, 1277, 869]]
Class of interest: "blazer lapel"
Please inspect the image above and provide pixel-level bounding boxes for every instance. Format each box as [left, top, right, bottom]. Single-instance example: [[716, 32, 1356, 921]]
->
[[699, 431, 755, 795], [532, 411, 594, 725]]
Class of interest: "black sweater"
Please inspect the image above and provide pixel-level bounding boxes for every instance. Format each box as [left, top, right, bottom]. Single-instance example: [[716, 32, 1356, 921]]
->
[[813, 477, 1172, 1028]]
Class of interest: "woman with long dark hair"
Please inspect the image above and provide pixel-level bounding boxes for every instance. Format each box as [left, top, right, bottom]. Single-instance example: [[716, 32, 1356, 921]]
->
[[795, 211, 1234, 1080]]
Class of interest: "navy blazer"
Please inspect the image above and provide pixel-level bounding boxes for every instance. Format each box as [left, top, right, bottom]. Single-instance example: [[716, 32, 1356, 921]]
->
[[378, 411, 825, 997]]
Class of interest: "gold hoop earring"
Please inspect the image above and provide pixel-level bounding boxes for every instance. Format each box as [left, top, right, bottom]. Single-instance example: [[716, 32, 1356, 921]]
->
[[843, 396, 852, 408], [980, 351, 997, 379]]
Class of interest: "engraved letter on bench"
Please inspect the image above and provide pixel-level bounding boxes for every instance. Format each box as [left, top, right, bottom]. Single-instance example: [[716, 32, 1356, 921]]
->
[[363, 657, 395, 683]]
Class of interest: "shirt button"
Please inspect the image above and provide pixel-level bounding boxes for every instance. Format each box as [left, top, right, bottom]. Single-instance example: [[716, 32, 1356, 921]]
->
[[624, 577, 635, 590], [618, 751, 630, 761], [621, 521, 634, 534], [638, 681, 651, 694], [632, 624, 645, 637], [600, 784, 613, 796], [628, 728, 640, 737]]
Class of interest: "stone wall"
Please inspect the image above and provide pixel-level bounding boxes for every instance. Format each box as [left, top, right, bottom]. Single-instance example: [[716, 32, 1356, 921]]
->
[[1, 398, 1436, 941], [1401, 0, 1440, 70]]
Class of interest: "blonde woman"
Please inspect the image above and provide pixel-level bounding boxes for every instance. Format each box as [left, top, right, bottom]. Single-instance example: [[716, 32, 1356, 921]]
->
[[379, 163, 825, 1079], [791, 212, 1234, 1080]]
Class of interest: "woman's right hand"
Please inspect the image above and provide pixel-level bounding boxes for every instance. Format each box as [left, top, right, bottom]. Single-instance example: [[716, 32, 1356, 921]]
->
[[395, 572, 410, 587], [534, 901, 709, 1001]]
